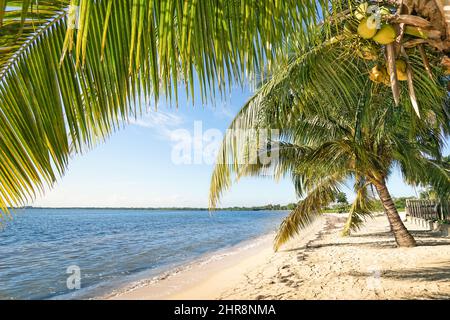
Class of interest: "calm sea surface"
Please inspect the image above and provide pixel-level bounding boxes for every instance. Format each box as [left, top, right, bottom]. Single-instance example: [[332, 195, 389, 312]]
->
[[0, 208, 285, 299]]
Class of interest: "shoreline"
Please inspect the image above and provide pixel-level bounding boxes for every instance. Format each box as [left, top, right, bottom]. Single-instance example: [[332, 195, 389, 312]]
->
[[102, 232, 281, 300], [107, 213, 450, 300], [106, 217, 326, 300], [100, 234, 272, 299]]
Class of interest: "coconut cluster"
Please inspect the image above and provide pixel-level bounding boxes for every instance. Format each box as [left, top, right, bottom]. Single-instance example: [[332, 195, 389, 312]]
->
[[355, 3, 396, 45], [348, 2, 410, 86], [369, 60, 408, 86]]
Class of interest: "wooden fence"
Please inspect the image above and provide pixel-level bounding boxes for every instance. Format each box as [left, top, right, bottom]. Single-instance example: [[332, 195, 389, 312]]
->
[[406, 199, 449, 221]]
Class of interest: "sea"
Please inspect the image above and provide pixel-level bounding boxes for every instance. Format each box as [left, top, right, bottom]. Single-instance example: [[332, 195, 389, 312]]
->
[[0, 208, 285, 299]]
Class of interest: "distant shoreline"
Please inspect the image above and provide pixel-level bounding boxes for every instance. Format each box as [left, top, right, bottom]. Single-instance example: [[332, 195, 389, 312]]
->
[[11, 206, 293, 211]]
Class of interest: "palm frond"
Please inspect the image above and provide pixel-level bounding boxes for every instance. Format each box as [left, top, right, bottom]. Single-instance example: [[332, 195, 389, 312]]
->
[[0, 0, 330, 214], [61, 0, 330, 102], [342, 177, 374, 236], [0, 1, 69, 76], [397, 149, 450, 199], [274, 175, 342, 251]]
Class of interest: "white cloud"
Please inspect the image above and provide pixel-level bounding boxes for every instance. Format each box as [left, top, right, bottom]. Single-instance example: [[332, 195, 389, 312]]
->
[[129, 111, 184, 140], [130, 111, 183, 129]]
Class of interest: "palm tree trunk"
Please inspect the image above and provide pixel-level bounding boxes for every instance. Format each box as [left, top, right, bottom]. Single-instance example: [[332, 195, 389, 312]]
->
[[383, 207, 393, 232], [375, 180, 416, 247]]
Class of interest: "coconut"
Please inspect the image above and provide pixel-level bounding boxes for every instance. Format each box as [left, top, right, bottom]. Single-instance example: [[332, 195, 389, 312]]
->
[[372, 24, 396, 44], [387, 59, 408, 81], [355, 2, 368, 20], [369, 65, 387, 83], [369, 65, 391, 85], [357, 18, 377, 39], [396, 59, 407, 73], [404, 26, 428, 39]]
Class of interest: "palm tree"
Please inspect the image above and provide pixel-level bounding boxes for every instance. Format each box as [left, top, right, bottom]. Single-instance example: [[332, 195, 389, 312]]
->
[[209, 39, 450, 249], [0, 0, 449, 216]]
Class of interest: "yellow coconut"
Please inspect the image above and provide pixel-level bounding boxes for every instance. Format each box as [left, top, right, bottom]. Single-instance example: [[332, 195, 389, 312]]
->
[[395, 60, 407, 79], [396, 71, 408, 81], [372, 24, 396, 44], [357, 18, 377, 39], [355, 2, 368, 20], [396, 59, 406, 73], [369, 65, 387, 83], [387, 59, 408, 81]]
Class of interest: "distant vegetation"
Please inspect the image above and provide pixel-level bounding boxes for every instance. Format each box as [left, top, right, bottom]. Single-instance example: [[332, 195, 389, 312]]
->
[[20, 205, 296, 211], [322, 196, 415, 213], [24, 198, 414, 212]]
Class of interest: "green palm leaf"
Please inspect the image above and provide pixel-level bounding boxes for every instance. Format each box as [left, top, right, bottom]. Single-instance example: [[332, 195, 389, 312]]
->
[[274, 174, 342, 251], [342, 176, 374, 236], [0, 0, 329, 214]]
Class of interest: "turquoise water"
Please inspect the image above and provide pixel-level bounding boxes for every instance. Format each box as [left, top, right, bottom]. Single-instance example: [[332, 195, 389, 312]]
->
[[0, 208, 285, 299]]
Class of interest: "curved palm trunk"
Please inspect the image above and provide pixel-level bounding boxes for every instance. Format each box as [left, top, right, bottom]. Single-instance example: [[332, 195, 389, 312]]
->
[[375, 180, 416, 247]]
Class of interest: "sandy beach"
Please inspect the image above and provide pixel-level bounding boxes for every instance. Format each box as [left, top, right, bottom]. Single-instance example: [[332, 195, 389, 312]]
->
[[108, 213, 450, 300]]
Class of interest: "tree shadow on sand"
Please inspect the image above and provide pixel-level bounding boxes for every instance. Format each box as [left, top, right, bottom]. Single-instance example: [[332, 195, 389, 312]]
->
[[349, 230, 442, 239], [347, 262, 450, 299], [282, 231, 450, 252], [348, 262, 450, 283]]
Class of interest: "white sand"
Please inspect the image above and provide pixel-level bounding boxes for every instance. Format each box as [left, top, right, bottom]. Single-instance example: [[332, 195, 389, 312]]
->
[[108, 214, 450, 300]]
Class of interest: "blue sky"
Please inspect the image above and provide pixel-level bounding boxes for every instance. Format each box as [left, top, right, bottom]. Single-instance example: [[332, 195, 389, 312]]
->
[[33, 86, 449, 208]]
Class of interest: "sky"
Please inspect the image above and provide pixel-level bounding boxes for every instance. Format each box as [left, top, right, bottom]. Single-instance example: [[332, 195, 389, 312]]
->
[[32, 85, 449, 208]]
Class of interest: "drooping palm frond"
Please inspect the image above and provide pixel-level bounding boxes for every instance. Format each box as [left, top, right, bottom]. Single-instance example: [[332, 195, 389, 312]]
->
[[61, 0, 333, 102], [0, 0, 334, 214], [0, 2, 134, 213], [209, 39, 360, 208], [396, 146, 450, 199], [0, 1, 69, 78], [342, 176, 374, 236], [274, 174, 343, 251]]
